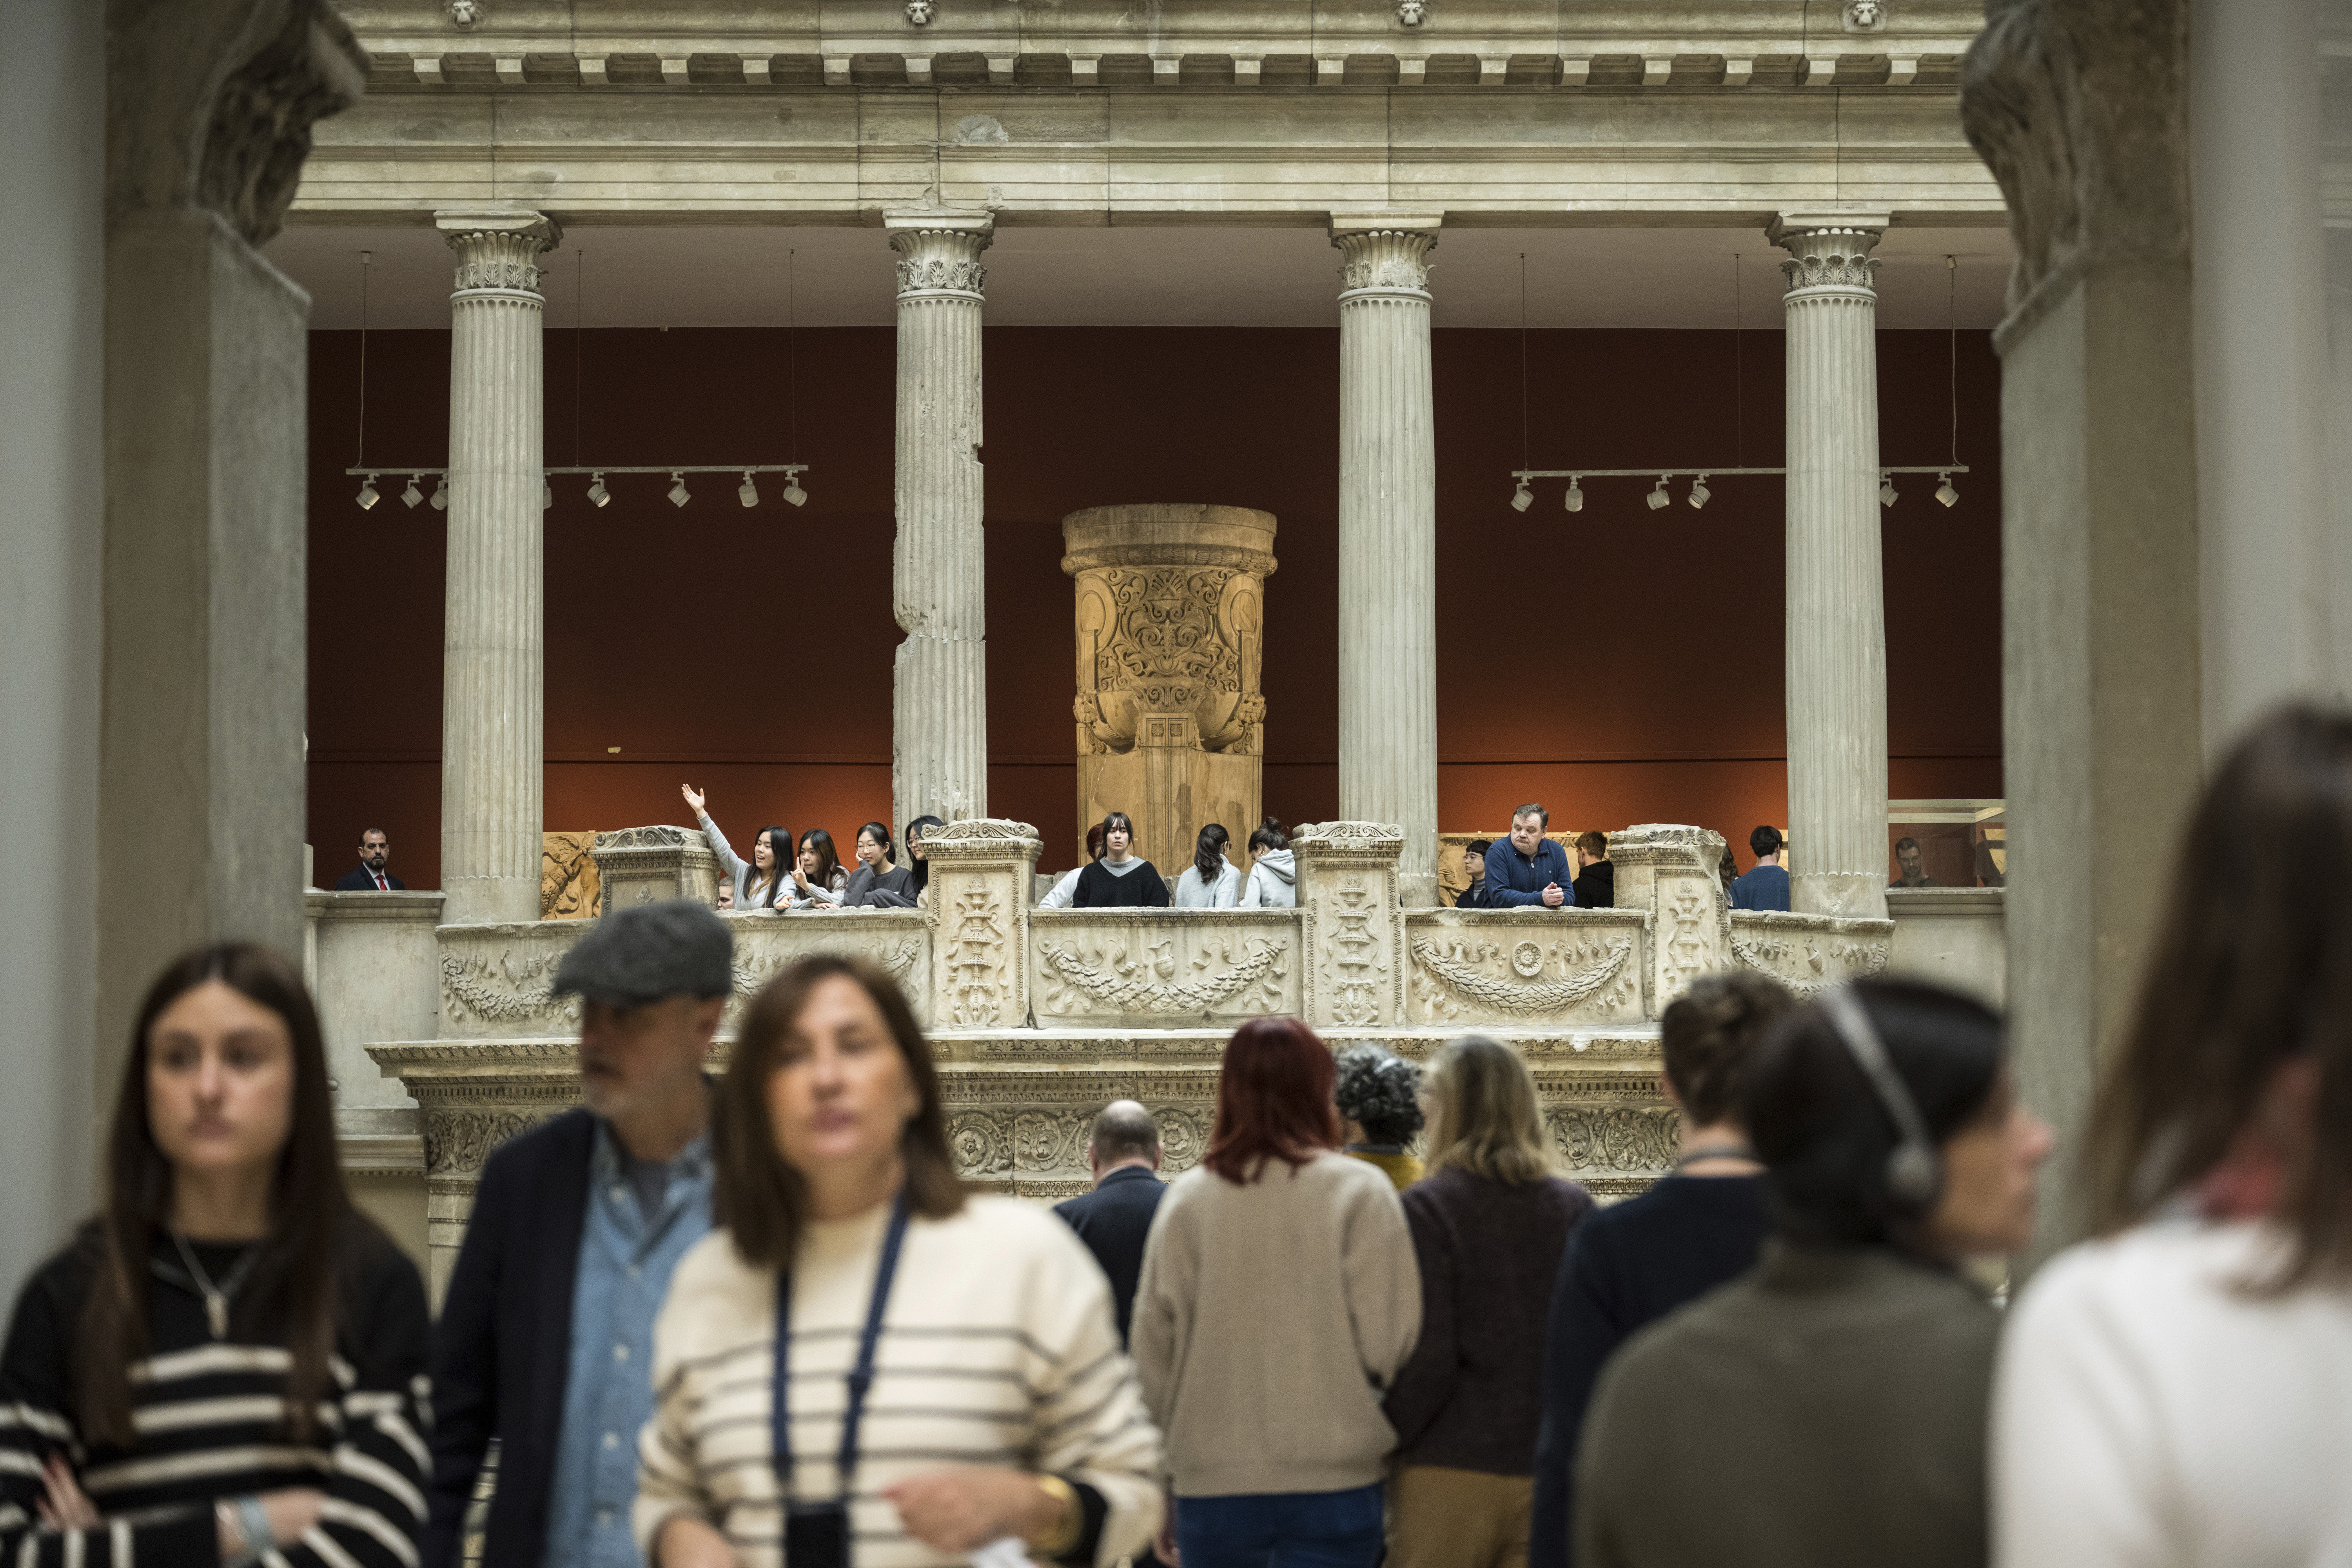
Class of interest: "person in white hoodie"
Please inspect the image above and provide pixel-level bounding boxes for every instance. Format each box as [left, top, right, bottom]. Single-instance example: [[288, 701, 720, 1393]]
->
[[1238, 818, 1297, 908], [1172, 823, 1242, 907]]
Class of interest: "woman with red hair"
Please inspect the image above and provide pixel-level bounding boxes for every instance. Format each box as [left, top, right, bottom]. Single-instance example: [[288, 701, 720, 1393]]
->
[[1132, 1017, 1422, 1568]]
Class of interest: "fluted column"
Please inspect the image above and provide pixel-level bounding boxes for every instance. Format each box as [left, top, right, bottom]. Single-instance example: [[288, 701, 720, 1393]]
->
[[1332, 213, 1441, 907], [887, 210, 994, 831], [1771, 211, 1890, 922], [436, 208, 559, 926]]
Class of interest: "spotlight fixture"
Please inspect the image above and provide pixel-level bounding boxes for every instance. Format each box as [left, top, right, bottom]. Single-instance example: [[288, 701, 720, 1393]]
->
[[1688, 474, 1711, 510], [1510, 480, 1534, 513], [543, 480, 554, 511], [782, 474, 807, 508], [1646, 475, 1670, 511], [738, 471, 760, 508], [1879, 472, 1898, 508], [1564, 476, 1583, 514], [401, 475, 424, 509], [667, 471, 691, 508], [355, 474, 381, 510], [1935, 472, 1959, 508], [429, 475, 449, 511], [586, 473, 610, 508]]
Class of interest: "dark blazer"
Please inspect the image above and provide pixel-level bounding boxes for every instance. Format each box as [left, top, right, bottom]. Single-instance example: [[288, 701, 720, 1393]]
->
[[1051, 1165, 1167, 1347], [334, 865, 406, 890], [424, 1109, 596, 1568]]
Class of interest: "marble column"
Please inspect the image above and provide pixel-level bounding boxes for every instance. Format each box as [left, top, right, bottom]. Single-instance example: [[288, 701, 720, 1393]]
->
[[1770, 211, 1891, 922], [1331, 213, 1442, 907], [887, 210, 994, 832], [436, 208, 560, 926]]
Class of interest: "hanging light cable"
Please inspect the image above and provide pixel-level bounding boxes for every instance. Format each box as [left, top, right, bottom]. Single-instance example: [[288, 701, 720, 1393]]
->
[[1938, 254, 1961, 506], [1518, 251, 1530, 486], [783, 247, 808, 506], [354, 251, 379, 509], [1733, 251, 1744, 470]]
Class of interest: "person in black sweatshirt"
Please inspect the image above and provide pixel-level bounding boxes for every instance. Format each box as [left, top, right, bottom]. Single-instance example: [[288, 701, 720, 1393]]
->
[[1527, 971, 1792, 1568], [1072, 810, 1172, 907], [0, 944, 430, 1568]]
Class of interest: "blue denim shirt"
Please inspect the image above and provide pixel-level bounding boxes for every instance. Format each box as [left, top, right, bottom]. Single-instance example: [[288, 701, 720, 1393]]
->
[[541, 1121, 714, 1568], [1484, 837, 1577, 907]]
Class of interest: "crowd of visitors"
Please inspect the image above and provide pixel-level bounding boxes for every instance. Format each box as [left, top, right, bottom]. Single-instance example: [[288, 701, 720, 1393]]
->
[[18, 706, 2352, 1568]]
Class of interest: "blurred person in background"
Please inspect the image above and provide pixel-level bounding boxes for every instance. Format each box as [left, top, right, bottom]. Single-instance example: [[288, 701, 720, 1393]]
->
[[1385, 1036, 1595, 1568], [1336, 1044, 1426, 1189], [1530, 973, 1792, 1568], [1996, 706, 2352, 1568]]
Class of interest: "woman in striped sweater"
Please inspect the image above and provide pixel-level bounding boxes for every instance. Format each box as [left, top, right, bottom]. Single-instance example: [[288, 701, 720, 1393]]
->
[[636, 952, 1161, 1567], [0, 944, 430, 1568]]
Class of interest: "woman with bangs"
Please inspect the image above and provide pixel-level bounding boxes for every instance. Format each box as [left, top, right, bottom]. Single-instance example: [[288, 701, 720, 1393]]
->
[[1131, 1017, 1422, 1568]]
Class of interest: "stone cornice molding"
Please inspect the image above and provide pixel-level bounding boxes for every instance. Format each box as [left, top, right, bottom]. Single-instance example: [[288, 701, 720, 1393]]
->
[[886, 209, 994, 300], [1958, 0, 2190, 348], [304, 889, 445, 920], [1607, 822, 1724, 872], [112, 0, 368, 247], [1330, 215, 1441, 301], [1059, 505, 1279, 579], [920, 817, 1043, 864], [436, 206, 561, 296], [1769, 209, 1889, 296]]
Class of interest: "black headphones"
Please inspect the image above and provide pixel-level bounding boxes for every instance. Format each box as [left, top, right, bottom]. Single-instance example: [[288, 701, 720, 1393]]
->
[[1817, 987, 1942, 1211]]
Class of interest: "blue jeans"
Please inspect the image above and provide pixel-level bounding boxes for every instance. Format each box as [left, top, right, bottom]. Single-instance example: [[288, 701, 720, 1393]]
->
[[1174, 1483, 1385, 1568]]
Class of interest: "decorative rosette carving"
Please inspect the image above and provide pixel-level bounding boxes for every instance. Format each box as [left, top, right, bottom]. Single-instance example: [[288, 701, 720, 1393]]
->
[[1545, 1106, 1681, 1175], [1409, 934, 1635, 1016], [947, 1110, 1013, 1176]]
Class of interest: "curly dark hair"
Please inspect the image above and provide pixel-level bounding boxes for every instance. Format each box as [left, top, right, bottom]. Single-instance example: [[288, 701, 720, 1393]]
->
[[1334, 1045, 1425, 1144]]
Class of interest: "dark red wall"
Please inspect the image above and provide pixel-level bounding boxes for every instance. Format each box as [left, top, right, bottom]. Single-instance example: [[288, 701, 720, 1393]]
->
[[305, 325, 2001, 887]]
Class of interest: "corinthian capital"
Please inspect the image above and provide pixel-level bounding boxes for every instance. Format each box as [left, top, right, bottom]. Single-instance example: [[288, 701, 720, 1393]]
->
[[1329, 212, 1442, 299], [1768, 211, 1889, 296], [436, 208, 563, 297], [886, 209, 995, 301]]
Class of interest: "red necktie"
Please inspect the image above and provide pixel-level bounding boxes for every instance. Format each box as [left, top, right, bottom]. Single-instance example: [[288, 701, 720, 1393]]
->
[[374, 872, 387, 890]]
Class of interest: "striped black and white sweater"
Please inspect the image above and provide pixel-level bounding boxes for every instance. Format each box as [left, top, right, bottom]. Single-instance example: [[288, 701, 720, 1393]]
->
[[0, 1218, 431, 1568]]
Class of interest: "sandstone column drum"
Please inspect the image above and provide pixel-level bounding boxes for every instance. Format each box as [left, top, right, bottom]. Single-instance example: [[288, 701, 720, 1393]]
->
[[1061, 505, 1278, 877]]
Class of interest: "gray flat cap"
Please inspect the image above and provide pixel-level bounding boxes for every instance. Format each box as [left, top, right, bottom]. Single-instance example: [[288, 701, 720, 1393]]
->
[[552, 899, 734, 1007]]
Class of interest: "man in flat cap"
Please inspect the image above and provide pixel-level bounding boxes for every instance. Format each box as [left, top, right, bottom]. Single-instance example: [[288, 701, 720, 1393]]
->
[[425, 901, 733, 1568]]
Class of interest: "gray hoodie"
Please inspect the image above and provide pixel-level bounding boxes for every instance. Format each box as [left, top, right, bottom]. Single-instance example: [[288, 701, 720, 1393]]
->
[[1239, 848, 1297, 908]]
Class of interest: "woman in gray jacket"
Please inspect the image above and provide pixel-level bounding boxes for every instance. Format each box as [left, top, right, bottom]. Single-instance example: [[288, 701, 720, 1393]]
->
[[679, 783, 788, 910], [1238, 818, 1296, 908]]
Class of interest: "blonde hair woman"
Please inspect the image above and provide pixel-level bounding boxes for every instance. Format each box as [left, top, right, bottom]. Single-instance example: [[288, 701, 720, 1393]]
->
[[1382, 1035, 1593, 1568]]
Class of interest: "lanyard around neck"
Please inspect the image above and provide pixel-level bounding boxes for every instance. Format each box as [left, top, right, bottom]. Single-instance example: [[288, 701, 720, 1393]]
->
[[771, 1191, 912, 1497]]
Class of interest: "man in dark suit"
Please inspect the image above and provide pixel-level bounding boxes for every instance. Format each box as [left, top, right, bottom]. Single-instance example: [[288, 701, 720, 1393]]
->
[[332, 828, 405, 890], [1052, 1101, 1167, 1347], [424, 902, 730, 1568]]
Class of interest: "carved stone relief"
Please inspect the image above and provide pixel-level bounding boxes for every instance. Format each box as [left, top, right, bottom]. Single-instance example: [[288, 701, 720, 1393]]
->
[[1033, 916, 1296, 1023], [541, 831, 601, 919], [1728, 913, 1894, 996], [945, 887, 1009, 1025], [1408, 927, 1641, 1023], [439, 947, 580, 1031], [1546, 1105, 1681, 1175]]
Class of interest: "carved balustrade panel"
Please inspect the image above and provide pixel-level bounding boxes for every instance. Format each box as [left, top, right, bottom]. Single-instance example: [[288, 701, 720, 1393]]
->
[[1030, 910, 1302, 1028], [1608, 823, 1731, 1013], [1726, 911, 1895, 997], [437, 922, 585, 1040], [1404, 909, 1648, 1028], [729, 911, 933, 1028], [1293, 822, 1408, 1029]]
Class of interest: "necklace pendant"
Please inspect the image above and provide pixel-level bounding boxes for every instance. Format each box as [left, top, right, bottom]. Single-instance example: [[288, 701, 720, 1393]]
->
[[206, 1292, 228, 1339]]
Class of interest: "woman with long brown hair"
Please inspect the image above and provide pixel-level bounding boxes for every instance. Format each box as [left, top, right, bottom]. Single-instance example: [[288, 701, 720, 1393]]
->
[[635, 953, 1159, 1567], [1995, 706, 2352, 1568], [0, 944, 429, 1568], [1131, 1017, 1421, 1568]]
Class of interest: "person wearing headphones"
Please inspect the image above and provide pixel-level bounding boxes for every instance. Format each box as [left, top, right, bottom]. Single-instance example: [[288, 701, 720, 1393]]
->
[[1570, 979, 2052, 1568]]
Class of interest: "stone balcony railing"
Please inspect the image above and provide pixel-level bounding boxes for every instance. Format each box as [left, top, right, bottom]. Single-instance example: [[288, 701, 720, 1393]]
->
[[321, 817, 2000, 1297]]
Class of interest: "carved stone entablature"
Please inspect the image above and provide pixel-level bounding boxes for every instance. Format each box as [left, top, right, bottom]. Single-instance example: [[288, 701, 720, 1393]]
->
[[1031, 911, 1299, 1025], [436, 208, 561, 296], [1727, 911, 1894, 997], [1405, 910, 1646, 1025], [920, 818, 1045, 858], [1331, 219, 1441, 299], [1768, 211, 1888, 298], [436, 922, 584, 1037], [886, 211, 995, 301], [1545, 1105, 1681, 1178]]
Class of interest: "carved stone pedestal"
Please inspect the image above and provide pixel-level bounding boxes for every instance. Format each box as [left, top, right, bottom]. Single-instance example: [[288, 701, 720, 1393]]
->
[[592, 824, 720, 913], [922, 818, 1044, 1028], [1062, 505, 1277, 872]]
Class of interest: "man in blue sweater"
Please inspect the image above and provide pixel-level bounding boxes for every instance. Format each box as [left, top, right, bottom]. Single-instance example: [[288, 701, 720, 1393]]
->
[[1485, 804, 1575, 907], [1730, 824, 1792, 911]]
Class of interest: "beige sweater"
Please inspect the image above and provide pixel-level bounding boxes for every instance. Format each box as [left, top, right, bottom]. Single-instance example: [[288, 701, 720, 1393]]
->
[[634, 1195, 1162, 1567], [1131, 1149, 1421, 1497]]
